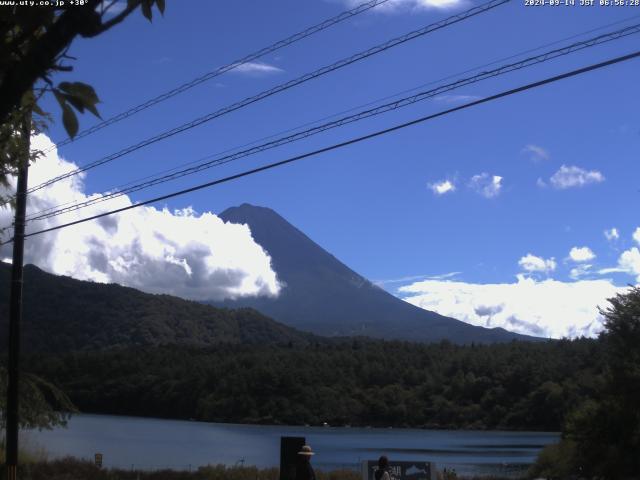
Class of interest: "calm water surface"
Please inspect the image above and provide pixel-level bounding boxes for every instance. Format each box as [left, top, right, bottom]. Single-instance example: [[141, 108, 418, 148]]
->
[[25, 414, 559, 477]]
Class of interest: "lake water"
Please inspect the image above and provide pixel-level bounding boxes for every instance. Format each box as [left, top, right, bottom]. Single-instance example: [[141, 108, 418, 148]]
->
[[25, 414, 559, 477]]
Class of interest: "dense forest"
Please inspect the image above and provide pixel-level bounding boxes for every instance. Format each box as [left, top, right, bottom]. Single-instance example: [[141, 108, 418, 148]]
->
[[0, 263, 317, 353], [25, 338, 602, 431], [2, 268, 637, 477], [529, 287, 640, 478]]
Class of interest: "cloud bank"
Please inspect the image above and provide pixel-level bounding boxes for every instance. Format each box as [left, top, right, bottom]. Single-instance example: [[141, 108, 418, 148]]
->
[[399, 276, 628, 338], [0, 134, 281, 301], [398, 227, 640, 339]]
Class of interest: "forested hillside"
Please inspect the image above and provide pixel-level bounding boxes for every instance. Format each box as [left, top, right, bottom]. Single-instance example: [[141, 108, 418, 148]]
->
[[0, 263, 315, 352], [25, 338, 601, 431]]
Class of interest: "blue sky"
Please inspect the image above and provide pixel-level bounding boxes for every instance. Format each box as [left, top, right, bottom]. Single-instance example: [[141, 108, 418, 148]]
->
[[9, 0, 640, 337]]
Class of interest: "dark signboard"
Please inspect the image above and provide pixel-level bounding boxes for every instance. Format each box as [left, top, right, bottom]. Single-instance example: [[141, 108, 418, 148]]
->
[[362, 460, 435, 480], [280, 436, 306, 480]]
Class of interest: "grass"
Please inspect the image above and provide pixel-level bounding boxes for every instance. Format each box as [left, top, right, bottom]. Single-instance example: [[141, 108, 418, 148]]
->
[[0, 457, 526, 480], [5, 458, 363, 480], [0, 438, 48, 465]]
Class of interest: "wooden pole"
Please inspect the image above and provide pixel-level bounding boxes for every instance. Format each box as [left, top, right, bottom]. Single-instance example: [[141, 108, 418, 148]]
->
[[5, 113, 31, 480]]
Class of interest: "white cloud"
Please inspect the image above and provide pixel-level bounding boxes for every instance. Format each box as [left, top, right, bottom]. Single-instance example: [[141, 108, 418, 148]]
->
[[416, 0, 465, 6], [598, 232, 640, 281], [519, 253, 556, 273], [570, 264, 592, 280], [617, 247, 640, 282], [375, 271, 460, 286], [429, 271, 461, 280], [569, 246, 596, 263], [598, 267, 626, 275], [604, 227, 619, 242], [549, 165, 604, 189], [0, 134, 281, 301], [341, 0, 466, 12], [522, 144, 550, 162], [469, 173, 502, 198], [231, 61, 283, 75], [428, 179, 455, 195], [398, 276, 628, 338], [434, 94, 480, 104]]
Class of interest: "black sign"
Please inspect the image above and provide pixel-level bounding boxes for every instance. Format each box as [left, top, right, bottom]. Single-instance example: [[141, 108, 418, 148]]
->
[[94, 453, 103, 468], [280, 436, 306, 480], [363, 461, 435, 480]]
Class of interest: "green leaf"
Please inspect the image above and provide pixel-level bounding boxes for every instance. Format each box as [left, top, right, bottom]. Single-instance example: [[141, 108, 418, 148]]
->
[[63, 93, 86, 114], [21, 90, 35, 108], [155, 0, 165, 15], [59, 82, 99, 104], [53, 89, 66, 109], [58, 81, 73, 94], [82, 101, 101, 119], [58, 82, 101, 119], [32, 102, 46, 117], [141, 0, 153, 21], [61, 103, 79, 138], [20, 90, 47, 117]]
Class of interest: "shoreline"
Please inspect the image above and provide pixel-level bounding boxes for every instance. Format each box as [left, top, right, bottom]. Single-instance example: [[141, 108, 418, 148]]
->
[[24, 414, 554, 477], [47, 412, 561, 435]]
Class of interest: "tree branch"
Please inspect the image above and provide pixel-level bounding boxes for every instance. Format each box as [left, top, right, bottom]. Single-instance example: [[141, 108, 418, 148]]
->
[[82, 0, 141, 38], [0, 0, 141, 124]]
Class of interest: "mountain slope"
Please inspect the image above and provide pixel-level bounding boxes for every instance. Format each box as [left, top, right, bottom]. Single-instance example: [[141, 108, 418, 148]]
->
[[0, 262, 316, 353], [219, 204, 540, 343]]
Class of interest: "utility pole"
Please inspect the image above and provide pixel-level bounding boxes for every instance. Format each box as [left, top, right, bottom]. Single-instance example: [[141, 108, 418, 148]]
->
[[5, 113, 31, 480]]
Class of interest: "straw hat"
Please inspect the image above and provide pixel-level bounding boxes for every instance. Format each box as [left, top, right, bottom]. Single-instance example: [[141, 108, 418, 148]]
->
[[297, 445, 315, 456]]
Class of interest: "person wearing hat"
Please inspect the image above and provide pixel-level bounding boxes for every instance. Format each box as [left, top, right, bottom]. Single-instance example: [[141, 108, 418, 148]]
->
[[375, 456, 390, 480], [295, 445, 316, 480]]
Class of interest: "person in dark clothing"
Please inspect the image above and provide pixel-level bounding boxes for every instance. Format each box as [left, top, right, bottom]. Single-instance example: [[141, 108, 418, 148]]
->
[[295, 445, 316, 480], [375, 455, 390, 480]]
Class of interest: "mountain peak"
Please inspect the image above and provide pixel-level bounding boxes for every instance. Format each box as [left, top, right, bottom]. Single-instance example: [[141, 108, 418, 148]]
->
[[221, 203, 280, 220], [218, 204, 541, 343], [220, 204, 353, 278]]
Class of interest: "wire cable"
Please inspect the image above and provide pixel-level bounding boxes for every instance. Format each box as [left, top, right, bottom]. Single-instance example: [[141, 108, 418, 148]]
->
[[24, 0, 510, 196], [24, 23, 640, 223], [25, 12, 640, 222], [4, 49, 637, 245], [47, 0, 394, 151]]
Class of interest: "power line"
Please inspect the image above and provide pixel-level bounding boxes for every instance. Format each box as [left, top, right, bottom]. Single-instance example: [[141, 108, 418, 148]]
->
[[26, 13, 640, 223], [24, 0, 510, 196], [47, 0, 393, 152], [5, 49, 637, 245], [24, 23, 640, 223], [22, 22, 640, 221]]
